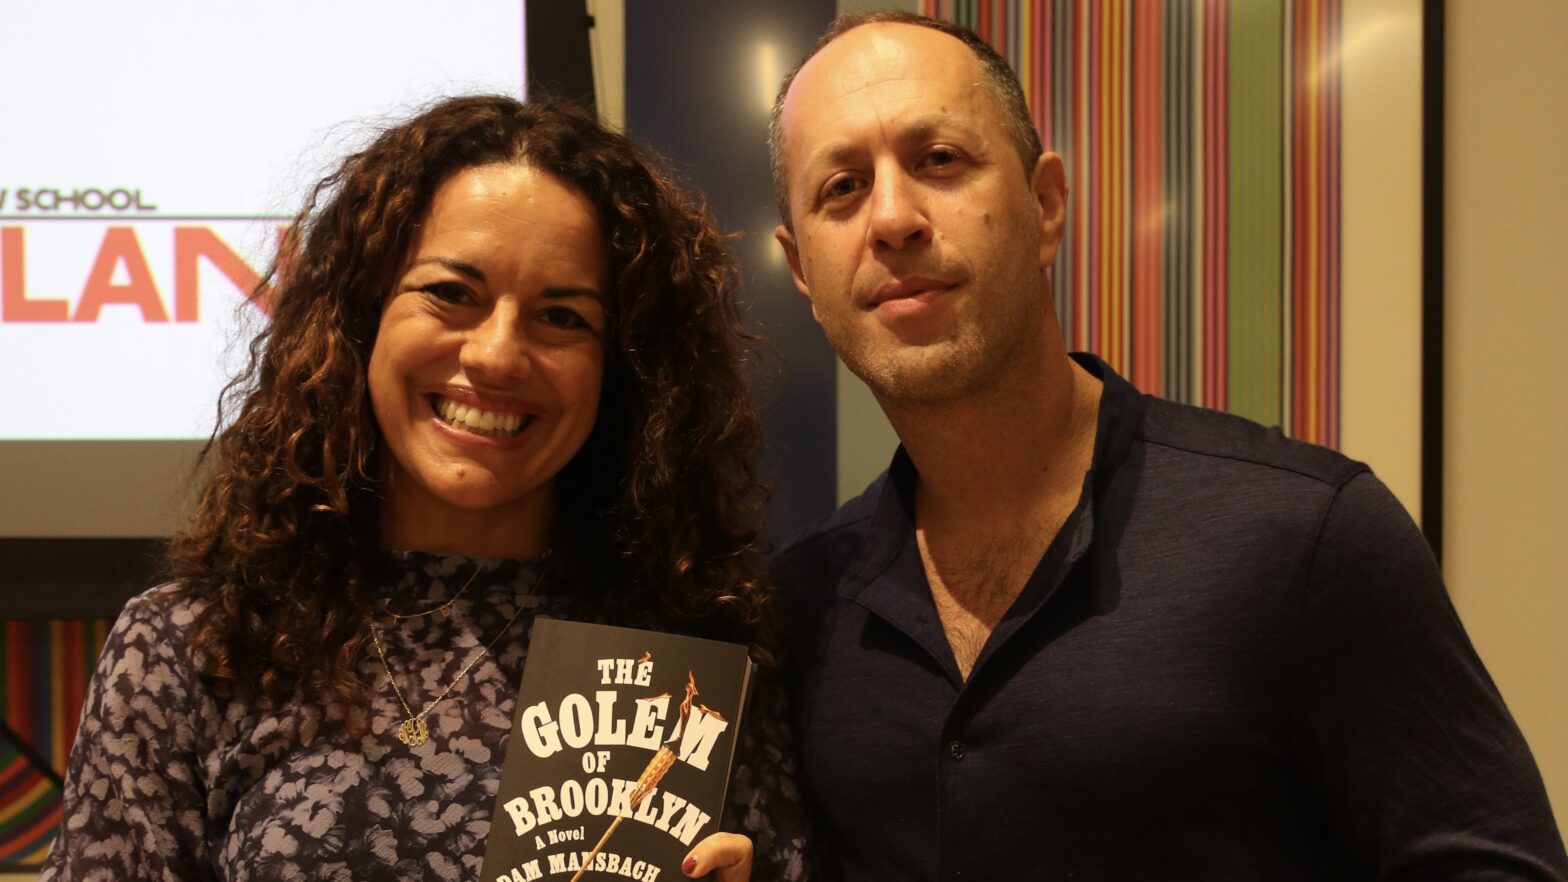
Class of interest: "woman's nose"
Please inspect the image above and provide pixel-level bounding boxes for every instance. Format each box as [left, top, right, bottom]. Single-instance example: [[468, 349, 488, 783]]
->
[[460, 304, 532, 382]]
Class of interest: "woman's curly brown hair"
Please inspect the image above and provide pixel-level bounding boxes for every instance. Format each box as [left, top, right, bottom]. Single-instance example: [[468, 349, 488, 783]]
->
[[167, 95, 770, 717]]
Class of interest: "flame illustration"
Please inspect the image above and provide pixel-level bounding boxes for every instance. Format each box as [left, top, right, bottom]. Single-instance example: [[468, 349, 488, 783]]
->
[[664, 671, 700, 745], [572, 670, 709, 882]]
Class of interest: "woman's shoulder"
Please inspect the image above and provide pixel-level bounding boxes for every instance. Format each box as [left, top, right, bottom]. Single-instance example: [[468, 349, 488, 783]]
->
[[97, 582, 208, 689], [113, 580, 205, 636]]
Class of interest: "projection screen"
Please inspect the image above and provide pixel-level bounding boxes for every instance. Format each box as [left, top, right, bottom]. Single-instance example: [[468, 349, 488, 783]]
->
[[0, 1, 529, 537]]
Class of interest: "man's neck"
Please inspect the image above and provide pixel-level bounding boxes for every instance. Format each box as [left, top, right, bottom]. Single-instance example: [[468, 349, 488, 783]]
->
[[886, 350, 1102, 524]]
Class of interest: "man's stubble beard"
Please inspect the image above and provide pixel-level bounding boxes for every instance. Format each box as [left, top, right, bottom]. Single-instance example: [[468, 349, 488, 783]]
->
[[821, 296, 1039, 408]]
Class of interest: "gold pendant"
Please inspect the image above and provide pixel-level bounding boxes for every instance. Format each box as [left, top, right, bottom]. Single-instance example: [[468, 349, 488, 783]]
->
[[397, 716, 430, 746]]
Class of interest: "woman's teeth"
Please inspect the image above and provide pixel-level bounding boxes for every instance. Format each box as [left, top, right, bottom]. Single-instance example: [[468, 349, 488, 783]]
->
[[433, 397, 527, 438]]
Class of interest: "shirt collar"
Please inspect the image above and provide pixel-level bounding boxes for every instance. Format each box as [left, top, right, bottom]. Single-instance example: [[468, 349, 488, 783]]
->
[[839, 351, 1144, 604]]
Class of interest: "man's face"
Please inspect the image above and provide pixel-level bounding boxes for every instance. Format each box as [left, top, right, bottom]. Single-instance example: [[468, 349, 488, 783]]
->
[[774, 22, 1066, 405]]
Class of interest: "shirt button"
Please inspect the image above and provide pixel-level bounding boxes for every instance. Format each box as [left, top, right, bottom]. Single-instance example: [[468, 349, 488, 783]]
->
[[948, 740, 966, 762]]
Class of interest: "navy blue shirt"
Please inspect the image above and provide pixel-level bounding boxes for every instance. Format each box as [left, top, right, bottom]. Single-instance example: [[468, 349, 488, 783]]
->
[[773, 355, 1566, 881]]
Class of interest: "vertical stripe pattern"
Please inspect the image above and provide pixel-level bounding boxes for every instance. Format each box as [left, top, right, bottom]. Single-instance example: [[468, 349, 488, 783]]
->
[[925, 0, 1341, 446], [0, 618, 111, 868]]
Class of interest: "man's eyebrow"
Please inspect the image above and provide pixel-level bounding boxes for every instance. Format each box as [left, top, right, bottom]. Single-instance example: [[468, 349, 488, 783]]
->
[[802, 113, 972, 171], [897, 115, 963, 145], [408, 257, 485, 282], [807, 142, 862, 170]]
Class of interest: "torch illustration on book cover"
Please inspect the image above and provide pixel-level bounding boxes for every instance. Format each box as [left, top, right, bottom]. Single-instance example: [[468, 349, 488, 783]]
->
[[480, 618, 755, 882]]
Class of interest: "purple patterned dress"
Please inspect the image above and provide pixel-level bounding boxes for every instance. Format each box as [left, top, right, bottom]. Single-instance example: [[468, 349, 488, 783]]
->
[[41, 551, 808, 882]]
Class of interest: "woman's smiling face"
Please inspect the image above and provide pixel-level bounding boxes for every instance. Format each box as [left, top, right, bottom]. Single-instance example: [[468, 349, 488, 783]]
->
[[368, 162, 608, 554]]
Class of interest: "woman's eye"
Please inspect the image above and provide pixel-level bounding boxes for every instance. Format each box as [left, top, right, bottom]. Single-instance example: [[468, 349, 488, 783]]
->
[[540, 305, 589, 329], [422, 282, 472, 304]]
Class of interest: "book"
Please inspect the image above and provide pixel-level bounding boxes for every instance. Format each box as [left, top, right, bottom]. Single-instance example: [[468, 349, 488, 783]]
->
[[480, 618, 756, 882]]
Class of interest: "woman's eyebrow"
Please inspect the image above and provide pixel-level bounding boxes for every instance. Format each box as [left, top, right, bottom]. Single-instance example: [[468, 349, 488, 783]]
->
[[542, 286, 603, 301], [407, 256, 486, 282]]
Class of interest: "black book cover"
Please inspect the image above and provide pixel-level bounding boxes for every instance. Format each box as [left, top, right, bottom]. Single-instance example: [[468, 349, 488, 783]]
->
[[481, 618, 755, 882]]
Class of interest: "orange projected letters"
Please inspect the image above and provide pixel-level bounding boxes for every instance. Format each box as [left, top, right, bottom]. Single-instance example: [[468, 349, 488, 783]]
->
[[75, 227, 167, 322], [0, 227, 70, 321], [0, 225, 278, 323], [174, 227, 273, 321]]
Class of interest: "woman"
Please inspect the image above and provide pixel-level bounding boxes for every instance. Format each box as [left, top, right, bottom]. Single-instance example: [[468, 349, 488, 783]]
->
[[42, 96, 805, 881]]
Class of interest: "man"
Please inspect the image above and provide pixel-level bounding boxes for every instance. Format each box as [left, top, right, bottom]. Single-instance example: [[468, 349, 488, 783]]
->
[[768, 11, 1567, 880]]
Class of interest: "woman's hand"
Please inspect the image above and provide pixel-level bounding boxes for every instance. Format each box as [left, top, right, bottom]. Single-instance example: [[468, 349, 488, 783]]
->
[[682, 832, 752, 880]]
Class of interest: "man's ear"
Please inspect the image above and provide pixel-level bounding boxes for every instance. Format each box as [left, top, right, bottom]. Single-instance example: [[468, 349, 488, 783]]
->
[[1031, 152, 1069, 269], [774, 224, 816, 314]]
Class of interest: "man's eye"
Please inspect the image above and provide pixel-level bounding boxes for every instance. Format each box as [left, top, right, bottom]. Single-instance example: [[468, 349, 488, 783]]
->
[[823, 176, 860, 200], [924, 148, 960, 168]]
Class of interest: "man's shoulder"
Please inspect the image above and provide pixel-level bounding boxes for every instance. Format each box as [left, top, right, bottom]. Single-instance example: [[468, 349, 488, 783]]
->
[[1134, 393, 1368, 492], [771, 471, 889, 585], [774, 471, 888, 558]]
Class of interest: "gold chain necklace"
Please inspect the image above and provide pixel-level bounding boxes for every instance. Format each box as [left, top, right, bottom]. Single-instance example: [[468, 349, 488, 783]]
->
[[369, 560, 547, 746], [379, 564, 480, 621]]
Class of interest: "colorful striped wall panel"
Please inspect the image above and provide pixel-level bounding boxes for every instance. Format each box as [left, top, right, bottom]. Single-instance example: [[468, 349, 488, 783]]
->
[[927, 0, 1342, 447], [0, 735, 60, 867], [0, 619, 111, 869]]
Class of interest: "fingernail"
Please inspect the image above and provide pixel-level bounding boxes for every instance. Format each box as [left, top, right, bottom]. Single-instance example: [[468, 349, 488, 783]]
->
[[682, 856, 698, 875]]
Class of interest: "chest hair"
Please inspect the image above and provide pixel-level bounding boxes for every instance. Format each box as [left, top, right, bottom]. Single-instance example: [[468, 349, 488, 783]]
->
[[918, 508, 1069, 681]]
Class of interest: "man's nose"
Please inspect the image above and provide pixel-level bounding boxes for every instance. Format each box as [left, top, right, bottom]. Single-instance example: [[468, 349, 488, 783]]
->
[[867, 171, 931, 252]]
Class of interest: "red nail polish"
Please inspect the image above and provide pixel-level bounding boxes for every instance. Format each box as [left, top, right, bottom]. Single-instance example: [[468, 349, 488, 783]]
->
[[682, 856, 698, 875]]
